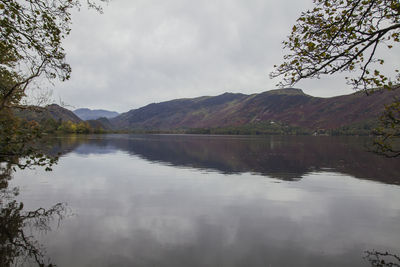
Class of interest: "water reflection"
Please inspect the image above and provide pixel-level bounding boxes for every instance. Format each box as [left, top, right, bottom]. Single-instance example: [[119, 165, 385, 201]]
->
[[9, 134, 400, 267], [0, 161, 68, 266], [47, 134, 400, 184]]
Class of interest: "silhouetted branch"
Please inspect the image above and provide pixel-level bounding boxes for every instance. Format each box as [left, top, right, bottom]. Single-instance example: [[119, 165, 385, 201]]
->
[[364, 250, 400, 267]]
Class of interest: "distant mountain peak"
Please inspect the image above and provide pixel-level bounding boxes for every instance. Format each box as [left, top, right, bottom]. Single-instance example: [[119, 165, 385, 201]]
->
[[265, 88, 306, 95], [110, 88, 399, 131], [73, 108, 119, 121]]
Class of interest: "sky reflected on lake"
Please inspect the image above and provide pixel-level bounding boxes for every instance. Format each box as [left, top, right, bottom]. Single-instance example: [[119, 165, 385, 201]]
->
[[11, 135, 400, 266]]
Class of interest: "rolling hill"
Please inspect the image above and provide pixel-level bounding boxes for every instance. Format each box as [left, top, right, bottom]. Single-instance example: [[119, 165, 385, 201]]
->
[[15, 104, 82, 123], [15, 88, 399, 134], [110, 88, 399, 132]]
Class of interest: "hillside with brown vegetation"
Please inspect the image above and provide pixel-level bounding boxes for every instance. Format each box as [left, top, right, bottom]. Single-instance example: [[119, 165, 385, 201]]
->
[[111, 88, 399, 132]]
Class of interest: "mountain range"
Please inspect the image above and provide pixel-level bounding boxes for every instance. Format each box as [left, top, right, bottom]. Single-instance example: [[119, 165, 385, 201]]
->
[[109, 88, 399, 132], [16, 88, 400, 134]]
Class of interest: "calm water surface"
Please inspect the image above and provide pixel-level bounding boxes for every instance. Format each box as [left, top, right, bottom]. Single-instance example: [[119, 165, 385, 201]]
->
[[10, 134, 400, 266]]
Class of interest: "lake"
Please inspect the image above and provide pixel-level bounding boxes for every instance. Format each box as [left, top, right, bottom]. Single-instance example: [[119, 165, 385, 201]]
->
[[7, 134, 400, 266]]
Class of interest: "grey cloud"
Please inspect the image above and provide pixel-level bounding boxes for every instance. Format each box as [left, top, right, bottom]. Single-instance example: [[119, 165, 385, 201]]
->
[[52, 0, 398, 112]]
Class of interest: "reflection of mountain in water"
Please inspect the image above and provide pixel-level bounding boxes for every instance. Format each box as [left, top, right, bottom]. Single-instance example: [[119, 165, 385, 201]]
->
[[46, 134, 400, 184]]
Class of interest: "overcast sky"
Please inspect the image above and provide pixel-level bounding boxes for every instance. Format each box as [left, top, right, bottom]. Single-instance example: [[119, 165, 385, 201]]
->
[[46, 0, 399, 113]]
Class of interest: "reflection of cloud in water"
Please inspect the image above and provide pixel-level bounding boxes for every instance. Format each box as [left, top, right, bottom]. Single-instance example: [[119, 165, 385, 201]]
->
[[73, 143, 118, 155], [11, 149, 400, 267]]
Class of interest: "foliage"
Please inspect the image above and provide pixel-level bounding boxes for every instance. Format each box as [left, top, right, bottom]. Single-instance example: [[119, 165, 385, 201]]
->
[[116, 122, 382, 136], [271, 0, 400, 157], [0, 109, 57, 172], [0, 0, 106, 176], [330, 119, 378, 135], [57, 120, 104, 134], [185, 122, 311, 135], [364, 250, 400, 266], [18, 117, 106, 134], [0, 0, 107, 109], [271, 0, 400, 90], [0, 2, 105, 264], [371, 98, 400, 157]]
